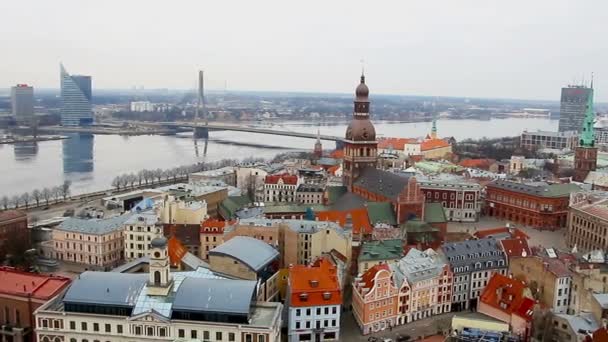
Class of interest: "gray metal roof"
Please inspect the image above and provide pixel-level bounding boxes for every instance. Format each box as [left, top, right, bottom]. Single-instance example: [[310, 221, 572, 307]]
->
[[64, 272, 146, 307], [172, 278, 256, 315], [391, 248, 447, 285], [554, 312, 599, 333], [593, 293, 608, 309], [58, 213, 133, 235], [124, 211, 158, 225], [210, 236, 279, 272], [488, 180, 580, 198], [441, 238, 506, 273], [353, 167, 409, 200], [236, 218, 349, 238], [330, 192, 367, 211]]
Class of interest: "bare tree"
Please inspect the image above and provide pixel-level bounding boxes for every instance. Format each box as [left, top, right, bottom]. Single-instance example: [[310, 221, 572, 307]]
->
[[42, 188, 52, 206], [32, 189, 41, 207], [20, 192, 31, 209], [137, 170, 145, 186], [61, 180, 72, 200], [1, 196, 9, 210], [128, 173, 137, 188], [51, 186, 62, 202], [119, 175, 130, 189], [10, 195, 21, 209], [112, 176, 122, 191], [155, 168, 163, 183]]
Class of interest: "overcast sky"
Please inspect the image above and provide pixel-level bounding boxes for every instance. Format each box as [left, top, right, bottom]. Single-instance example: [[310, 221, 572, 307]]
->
[[1, 0, 607, 100]]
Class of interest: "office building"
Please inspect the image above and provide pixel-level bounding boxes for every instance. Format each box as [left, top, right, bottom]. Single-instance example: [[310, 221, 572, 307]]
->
[[558, 85, 593, 133], [520, 130, 579, 151], [60, 64, 93, 126], [573, 85, 598, 182], [10, 84, 34, 124]]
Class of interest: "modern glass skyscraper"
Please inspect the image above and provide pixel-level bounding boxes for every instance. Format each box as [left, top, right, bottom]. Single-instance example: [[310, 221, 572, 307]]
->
[[558, 85, 593, 133], [60, 64, 93, 126]]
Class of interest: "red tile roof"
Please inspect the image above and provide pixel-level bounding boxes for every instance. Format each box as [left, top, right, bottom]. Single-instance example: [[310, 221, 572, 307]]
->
[[0, 267, 70, 300], [500, 238, 532, 258], [316, 208, 373, 235], [360, 264, 390, 289], [327, 165, 340, 175], [474, 227, 530, 240], [289, 257, 342, 307], [421, 138, 451, 151], [459, 158, 496, 169], [593, 327, 608, 341], [378, 137, 417, 150], [480, 273, 534, 321], [168, 236, 189, 267], [264, 174, 298, 185], [200, 219, 233, 234]]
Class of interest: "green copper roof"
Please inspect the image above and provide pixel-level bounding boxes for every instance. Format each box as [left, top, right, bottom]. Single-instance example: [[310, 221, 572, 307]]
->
[[366, 202, 397, 226], [359, 239, 403, 262], [219, 195, 251, 219], [424, 202, 447, 223], [326, 186, 347, 204], [580, 87, 596, 147]]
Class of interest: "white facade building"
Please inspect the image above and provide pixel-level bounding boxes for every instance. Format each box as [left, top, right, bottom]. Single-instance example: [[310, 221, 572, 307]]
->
[[123, 211, 162, 261], [130, 101, 154, 112], [554, 276, 571, 314]]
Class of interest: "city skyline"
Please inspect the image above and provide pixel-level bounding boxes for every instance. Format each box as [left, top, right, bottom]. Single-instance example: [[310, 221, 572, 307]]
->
[[1, 0, 608, 101]]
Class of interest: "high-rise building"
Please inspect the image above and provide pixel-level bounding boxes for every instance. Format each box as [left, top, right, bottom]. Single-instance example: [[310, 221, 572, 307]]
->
[[10, 84, 34, 124], [573, 84, 597, 182], [60, 64, 93, 126], [558, 85, 593, 133]]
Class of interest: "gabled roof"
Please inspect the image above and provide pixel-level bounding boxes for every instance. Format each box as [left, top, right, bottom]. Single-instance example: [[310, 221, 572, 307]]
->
[[264, 174, 298, 185], [63, 272, 147, 307], [353, 167, 409, 201], [480, 273, 534, 321], [325, 185, 348, 205], [316, 207, 372, 235], [359, 239, 403, 262], [421, 138, 450, 151], [378, 137, 417, 150], [329, 150, 344, 159], [58, 213, 132, 235], [360, 264, 390, 289], [488, 180, 580, 198], [210, 236, 279, 272], [330, 192, 367, 211], [289, 257, 342, 307]]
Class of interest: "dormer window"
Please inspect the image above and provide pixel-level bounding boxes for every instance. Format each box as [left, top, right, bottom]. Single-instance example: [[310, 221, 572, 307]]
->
[[323, 292, 332, 300], [299, 293, 309, 301]]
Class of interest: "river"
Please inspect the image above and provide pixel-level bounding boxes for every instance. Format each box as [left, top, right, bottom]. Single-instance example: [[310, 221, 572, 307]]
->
[[1, 117, 557, 198]]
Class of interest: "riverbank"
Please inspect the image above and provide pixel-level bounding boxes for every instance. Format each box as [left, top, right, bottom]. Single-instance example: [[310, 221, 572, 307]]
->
[[0, 135, 68, 144]]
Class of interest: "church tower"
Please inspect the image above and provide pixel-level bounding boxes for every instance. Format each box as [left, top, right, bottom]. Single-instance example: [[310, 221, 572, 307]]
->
[[313, 128, 323, 159], [573, 81, 597, 182], [147, 236, 173, 296], [343, 73, 378, 190], [430, 117, 438, 139]]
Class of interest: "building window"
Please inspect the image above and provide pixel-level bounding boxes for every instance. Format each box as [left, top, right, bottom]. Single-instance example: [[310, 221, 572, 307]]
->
[[216, 332, 223, 340], [147, 327, 154, 336], [81, 322, 87, 331], [117, 325, 123, 334], [93, 323, 99, 332], [159, 328, 166, 337], [203, 331, 210, 340], [179, 329, 185, 338], [135, 326, 142, 335], [191, 330, 197, 339], [258, 335, 265, 342], [296, 309, 301, 316], [245, 334, 253, 342], [229, 333, 236, 341]]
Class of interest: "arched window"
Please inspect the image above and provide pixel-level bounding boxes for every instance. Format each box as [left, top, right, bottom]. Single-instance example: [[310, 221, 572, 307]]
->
[[154, 271, 161, 285], [41, 337, 51, 342]]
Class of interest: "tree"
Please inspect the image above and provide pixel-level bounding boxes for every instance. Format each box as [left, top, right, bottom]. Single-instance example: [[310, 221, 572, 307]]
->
[[51, 186, 62, 202], [32, 189, 41, 207], [61, 180, 72, 200], [20, 192, 30, 209], [112, 176, 122, 191], [42, 188, 52, 206], [1, 196, 9, 210], [119, 175, 130, 189], [10, 195, 21, 209], [128, 173, 137, 188], [155, 168, 163, 182], [137, 170, 145, 186]]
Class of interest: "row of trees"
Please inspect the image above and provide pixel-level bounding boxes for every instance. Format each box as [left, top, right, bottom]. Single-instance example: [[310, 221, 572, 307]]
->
[[1, 180, 72, 210], [110, 157, 266, 191]]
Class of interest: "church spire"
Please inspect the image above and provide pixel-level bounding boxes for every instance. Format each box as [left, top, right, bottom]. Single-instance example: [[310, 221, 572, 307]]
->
[[431, 117, 438, 139], [580, 87, 596, 148]]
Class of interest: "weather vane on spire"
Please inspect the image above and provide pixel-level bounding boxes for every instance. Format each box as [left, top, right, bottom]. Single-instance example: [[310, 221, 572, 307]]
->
[[360, 59, 365, 76]]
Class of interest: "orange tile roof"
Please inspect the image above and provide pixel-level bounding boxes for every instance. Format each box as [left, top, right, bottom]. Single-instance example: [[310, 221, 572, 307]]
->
[[289, 257, 342, 307], [378, 137, 417, 150], [421, 138, 450, 151], [327, 165, 340, 175], [265, 174, 298, 185], [200, 219, 233, 234], [474, 227, 530, 240], [316, 207, 372, 235], [168, 236, 189, 267], [0, 267, 70, 300], [329, 149, 344, 159], [480, 273, 535, 321], [500, 238, 532, 258]]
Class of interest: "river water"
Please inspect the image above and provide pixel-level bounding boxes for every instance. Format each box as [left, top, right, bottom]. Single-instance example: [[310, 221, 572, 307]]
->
[[1, 117, 557, 198]]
